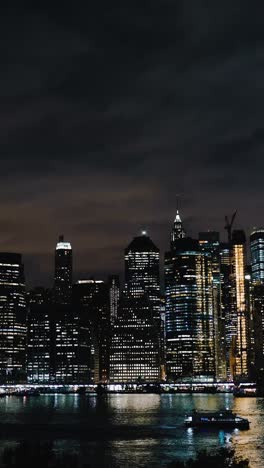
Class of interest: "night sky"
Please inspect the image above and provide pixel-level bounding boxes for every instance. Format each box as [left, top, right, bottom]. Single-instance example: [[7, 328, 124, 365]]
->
[[1, 2, 264, 286]]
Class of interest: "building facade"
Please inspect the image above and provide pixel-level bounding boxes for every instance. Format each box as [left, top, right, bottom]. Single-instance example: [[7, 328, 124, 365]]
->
[[165, 237, 215, 381], [54, 235, 72, 305], [110, 232, 162, 382], [0, 253, 27, 383], [27, 288, 52, 384], [109, 275, 120, 324], [231, 230, 250, 380], [250, 229, 264, 284]]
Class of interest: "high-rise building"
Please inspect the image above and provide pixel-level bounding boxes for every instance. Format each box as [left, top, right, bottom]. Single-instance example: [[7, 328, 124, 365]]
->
[[124, 232, 160, 316], [74, 279, 110, 384], [199, 232, 226, 381], [110, 232, 162, 382], [251, 283, 264, 386], [108, 275, 120, 324], [72, 279, 110, 384], [231, 230, 250, 380], [250, 229, 264, 284], [110, 295, 160, 383], [220, 242, 234, 380], [0, 253, 27, 383], [54, 235, 72, 305], [170, 210, 186, 250], [165, 236, 215, 381], [27, 288, 52, 384]]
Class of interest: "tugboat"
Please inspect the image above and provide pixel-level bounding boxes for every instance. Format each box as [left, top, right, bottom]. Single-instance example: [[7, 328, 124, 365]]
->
[[185, 410, 250, 430]]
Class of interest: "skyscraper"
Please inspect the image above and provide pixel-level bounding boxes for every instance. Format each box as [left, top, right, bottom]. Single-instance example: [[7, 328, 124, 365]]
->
[[27, 288, 52, 384], [110, 295, 160, 383], [54, 235, 72, 305], [170, 210, 186, 250], [0, 253, 27, 383], [250, 229, 264, 283], [199, 232, 226, 381], [165, 237, 215, 381], [73, 279, 110, 384], [231, 230, 249, 380], [124, 231, 160, 316], [109, 275, 120, 324], [110, 232, 161, 382]]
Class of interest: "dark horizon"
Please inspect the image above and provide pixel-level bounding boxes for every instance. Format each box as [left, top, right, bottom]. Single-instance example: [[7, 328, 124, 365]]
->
[[1, 3, 264, 286]]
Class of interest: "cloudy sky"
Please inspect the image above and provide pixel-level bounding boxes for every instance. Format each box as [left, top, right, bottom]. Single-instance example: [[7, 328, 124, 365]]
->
[[1, 2, 264, 286]]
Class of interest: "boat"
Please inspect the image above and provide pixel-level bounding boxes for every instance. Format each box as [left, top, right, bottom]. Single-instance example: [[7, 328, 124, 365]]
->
[[233, 383, 257, 397], [184, 410, 250, 429]]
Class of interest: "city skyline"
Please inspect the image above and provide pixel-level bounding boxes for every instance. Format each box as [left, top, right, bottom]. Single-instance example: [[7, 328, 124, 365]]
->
[[0, 210, 262, 287]]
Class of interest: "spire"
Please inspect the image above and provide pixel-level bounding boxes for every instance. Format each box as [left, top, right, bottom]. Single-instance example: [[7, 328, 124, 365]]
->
[[175, 210, 181, 223], [170, 209, 186, 249]]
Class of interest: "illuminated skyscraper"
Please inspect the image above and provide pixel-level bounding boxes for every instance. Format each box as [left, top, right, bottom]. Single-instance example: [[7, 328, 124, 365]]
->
[[170, 210, 186, 249], [110, 233, 161, 382], [250, 229, 264, 283], [108, 275, 120, 323], [231, 230, 249, 380], [0, 253, 27, 383], [27, 288, 52, 384], [124, 231, 160, 316], [165, 237, 215, 381], [54, 235, 72, 305], [110, 295, 160, 382], [251, 283, 264, 386], [199, 232, 226, 381]]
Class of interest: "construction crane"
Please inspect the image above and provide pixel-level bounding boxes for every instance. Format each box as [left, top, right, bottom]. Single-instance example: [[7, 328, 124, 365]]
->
[[224, 211, 237, 244]]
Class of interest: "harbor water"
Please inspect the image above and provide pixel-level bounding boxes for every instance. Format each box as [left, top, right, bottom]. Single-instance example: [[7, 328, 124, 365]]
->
[[0, 393, 263, 467]]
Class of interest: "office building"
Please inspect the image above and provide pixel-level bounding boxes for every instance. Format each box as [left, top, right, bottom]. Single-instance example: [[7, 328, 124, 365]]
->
[[165, 236, 215, 381], [231, 230, 249, 380], [109, 275, 120, 324], [0, 253, 27, 383], [250, 229, 264, 284], [199, 232, 226, 381], [110, 295, 160, 382], [54, 235, 72, 305], [124, 231, 160, 316], [27, 288, 52, 384], [110, 233, 162, 382]]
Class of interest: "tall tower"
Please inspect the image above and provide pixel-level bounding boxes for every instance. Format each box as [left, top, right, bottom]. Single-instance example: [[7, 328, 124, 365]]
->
[[250, 229, 264, 283], [108, 275, 120, 323], [54, 235, 72, 305], [124, 231, 160, 316], [110, 232, 161, 383], [73, 279, 110, 384], [165, 238, 215, 381], [199, 232, 226, 381], [0, 253, 27, 383], [231, 230, 249, 380], [170, 210, 186, 249]]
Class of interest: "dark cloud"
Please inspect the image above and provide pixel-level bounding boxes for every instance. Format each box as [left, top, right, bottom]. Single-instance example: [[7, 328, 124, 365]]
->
[[0, 2, 264, 285]]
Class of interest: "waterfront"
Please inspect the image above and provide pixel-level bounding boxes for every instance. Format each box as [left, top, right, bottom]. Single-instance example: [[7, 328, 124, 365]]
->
[[0, 394, 262, 467]]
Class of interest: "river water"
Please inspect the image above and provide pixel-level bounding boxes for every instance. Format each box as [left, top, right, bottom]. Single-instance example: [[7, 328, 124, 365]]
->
[[0, 393, 263, 467]]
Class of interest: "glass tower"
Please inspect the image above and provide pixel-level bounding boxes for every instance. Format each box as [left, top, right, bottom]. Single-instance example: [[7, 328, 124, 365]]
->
[[250, 229, 264, 284], [231, 230, 249, 380], [165, 237, 215, 381]]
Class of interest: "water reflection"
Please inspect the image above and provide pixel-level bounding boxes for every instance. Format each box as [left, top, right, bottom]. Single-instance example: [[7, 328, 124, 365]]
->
[[0, 394, 262, 467]]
